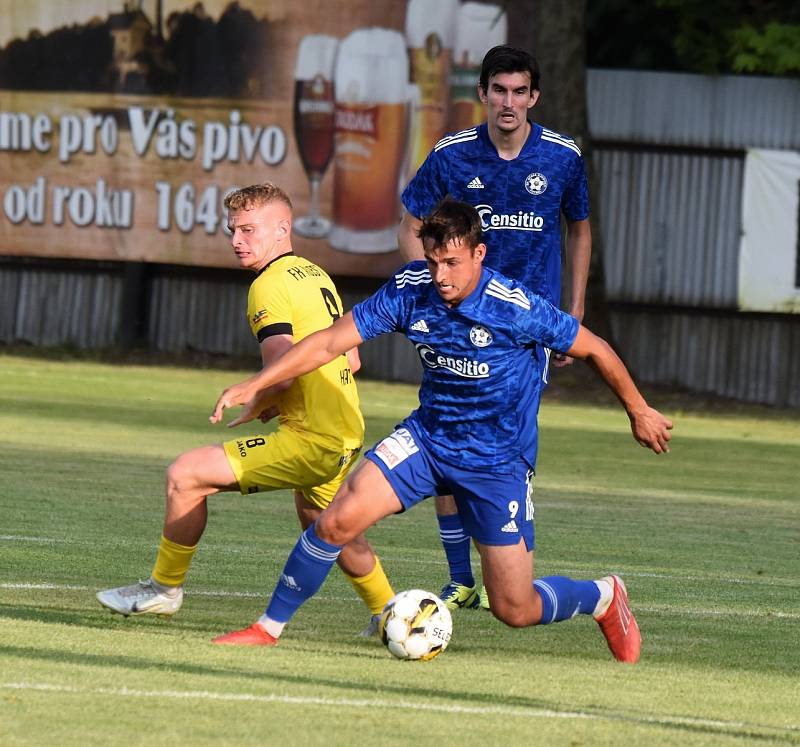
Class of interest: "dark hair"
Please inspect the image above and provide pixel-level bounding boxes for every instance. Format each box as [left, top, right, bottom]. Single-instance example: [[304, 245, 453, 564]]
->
[[417, 197, 483, 252], [479, 45, 540, 93], [224, 182, 293, 212]]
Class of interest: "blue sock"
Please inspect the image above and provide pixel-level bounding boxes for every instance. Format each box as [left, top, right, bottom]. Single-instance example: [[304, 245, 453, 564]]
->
[[533, 576, 601, 624], [265, 522, 342, 623], [437, 513, 474, 587]]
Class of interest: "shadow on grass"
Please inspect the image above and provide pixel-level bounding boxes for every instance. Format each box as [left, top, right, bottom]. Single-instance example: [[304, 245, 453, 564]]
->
[[0, 602, 214, 633], [1, 636, 796, 743]]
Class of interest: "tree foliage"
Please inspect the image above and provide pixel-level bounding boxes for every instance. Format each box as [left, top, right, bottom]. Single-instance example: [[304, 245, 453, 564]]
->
[[729, 21, 800, 75], [588, 0, 800, 76]]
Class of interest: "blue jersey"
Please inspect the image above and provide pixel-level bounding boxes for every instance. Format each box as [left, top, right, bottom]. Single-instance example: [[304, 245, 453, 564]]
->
[[401, 122, 589, 306], [351, 262, 579, 471]]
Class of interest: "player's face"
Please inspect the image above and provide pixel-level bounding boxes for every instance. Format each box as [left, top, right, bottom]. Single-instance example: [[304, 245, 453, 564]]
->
[[480, 71, 539, 135], [227, 202, 291, 272], [424, 238, 486, 307]]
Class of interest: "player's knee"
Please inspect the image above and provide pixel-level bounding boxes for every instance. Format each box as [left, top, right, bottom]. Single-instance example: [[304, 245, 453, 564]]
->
[[316, 507, 358, 546], [165, 453, 198, 502], [165, 458, 183, 494]]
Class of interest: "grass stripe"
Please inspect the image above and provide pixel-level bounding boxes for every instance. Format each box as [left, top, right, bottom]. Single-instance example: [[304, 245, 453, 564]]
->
[[1, 681, 796, 741], [4, 535, 800, 589], [2, 581, 798, 619]]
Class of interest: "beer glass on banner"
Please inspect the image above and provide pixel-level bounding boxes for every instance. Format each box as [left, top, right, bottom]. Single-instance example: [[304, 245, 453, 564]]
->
[[329, 28, 413, 254], [405, 0, 458, 174], [448, 3, 507, 133], [293, 34, 338, 238]]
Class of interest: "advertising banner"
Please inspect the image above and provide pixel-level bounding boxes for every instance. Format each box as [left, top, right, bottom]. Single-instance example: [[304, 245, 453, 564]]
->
[[0, 0, 506, 277], [738, 148, 800, 313]]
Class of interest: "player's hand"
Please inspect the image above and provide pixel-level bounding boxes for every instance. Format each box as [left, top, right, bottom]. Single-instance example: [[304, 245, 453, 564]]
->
[[209, 381, 255, 425], [629, 406, 673, 454], [225, 397, 263, 428], [551, 352, 574, 368], [258, 405, 280, 423]]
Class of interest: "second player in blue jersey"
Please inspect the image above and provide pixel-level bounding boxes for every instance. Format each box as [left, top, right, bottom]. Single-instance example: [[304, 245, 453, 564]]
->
[[400, 44, 593, 610], [401, 113, 589, 308]]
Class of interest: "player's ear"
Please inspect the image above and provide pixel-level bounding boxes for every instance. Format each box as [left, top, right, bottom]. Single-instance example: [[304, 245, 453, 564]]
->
[[528, 89, 540, 109], [276, 217, 291, 240], [478, 84, 487, 105], [474, 243, 487, 262]]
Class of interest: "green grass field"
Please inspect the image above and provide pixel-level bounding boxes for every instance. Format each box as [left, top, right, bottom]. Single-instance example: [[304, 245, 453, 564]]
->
[[1, 354, 798, 746]]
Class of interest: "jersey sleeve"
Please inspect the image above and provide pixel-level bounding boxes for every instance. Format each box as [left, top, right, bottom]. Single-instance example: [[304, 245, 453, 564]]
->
[[352, 268, 415, 341], [561, 155, 590, 222], [514, 290, 580, 353], [401, 149, 449, 219], [247, 274, 293, 342]]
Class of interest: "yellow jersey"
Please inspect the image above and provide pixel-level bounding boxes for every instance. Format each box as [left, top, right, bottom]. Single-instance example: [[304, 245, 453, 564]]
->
[[247, 254, 364, 450]]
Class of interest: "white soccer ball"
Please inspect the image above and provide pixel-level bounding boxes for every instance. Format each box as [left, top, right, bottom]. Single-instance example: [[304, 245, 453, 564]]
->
[[379, 589, 452, 661]]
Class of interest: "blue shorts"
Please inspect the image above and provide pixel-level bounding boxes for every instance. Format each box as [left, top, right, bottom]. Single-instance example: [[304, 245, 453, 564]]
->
[[364, 421, 535, 550]]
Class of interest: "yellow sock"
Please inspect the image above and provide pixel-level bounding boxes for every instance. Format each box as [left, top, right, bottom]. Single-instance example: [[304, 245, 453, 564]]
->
[[344, 556, 394, 615], [151, 535, 197, 587]]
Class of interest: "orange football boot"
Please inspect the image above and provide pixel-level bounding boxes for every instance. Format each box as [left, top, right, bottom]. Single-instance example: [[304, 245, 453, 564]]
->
[[212, 623, 278, 646], [595, 575, 641, 663]]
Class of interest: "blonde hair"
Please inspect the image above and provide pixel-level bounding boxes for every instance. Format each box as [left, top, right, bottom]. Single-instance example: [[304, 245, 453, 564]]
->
[[224, 183, 293, 212]]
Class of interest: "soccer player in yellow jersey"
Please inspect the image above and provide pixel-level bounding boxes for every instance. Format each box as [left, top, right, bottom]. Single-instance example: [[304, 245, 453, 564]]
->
[[96, 183, 394, 637]]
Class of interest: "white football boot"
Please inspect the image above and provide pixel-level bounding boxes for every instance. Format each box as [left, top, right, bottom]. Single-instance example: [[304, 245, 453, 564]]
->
[[358, 613, 382, 637], [96, 579, 183, 617]]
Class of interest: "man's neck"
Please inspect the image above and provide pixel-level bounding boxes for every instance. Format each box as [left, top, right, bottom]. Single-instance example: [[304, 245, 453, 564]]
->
[[488, 119, 531, 161], [253, 247, 293, 274]]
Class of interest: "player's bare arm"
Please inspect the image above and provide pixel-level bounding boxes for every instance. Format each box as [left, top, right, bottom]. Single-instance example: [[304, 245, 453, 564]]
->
[[397, 212, 425, 261], [564, 217, 592, 323], [211, 312, 363, 426], [567, 325, 673, 453], [553, 217, 592, 368], [346, 346, 361, 375], [243, 334, 296, 423]]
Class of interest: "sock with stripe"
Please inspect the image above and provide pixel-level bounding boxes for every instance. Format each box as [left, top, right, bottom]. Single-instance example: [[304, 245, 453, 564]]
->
[[533, 575, 602, 624], [262, 522, 342, 635], [437, 513, 474, 587]]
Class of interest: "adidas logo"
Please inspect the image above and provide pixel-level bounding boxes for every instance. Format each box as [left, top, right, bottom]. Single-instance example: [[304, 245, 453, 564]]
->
[[500, 520, 518, 533], [411, 319, 429, 333], [281, 574, 301, 592], [467, 176, 484, 189]]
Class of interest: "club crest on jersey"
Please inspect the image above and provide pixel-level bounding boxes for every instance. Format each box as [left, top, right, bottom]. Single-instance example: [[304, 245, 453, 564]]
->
[[525, 172, 548, 195], [469, 325, 493, 348]]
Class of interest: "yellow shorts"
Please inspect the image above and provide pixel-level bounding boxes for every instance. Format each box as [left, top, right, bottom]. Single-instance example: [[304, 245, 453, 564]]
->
[[223, 428, 361, 510]]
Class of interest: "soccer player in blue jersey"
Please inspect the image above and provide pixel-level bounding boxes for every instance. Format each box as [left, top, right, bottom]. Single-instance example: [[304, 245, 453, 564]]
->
[[399, 45, 592, 611], [209, 199, 672, 663]]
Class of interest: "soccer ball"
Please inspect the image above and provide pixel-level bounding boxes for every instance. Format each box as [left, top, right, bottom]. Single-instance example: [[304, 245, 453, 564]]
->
[[379, 589, 452, 661]]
